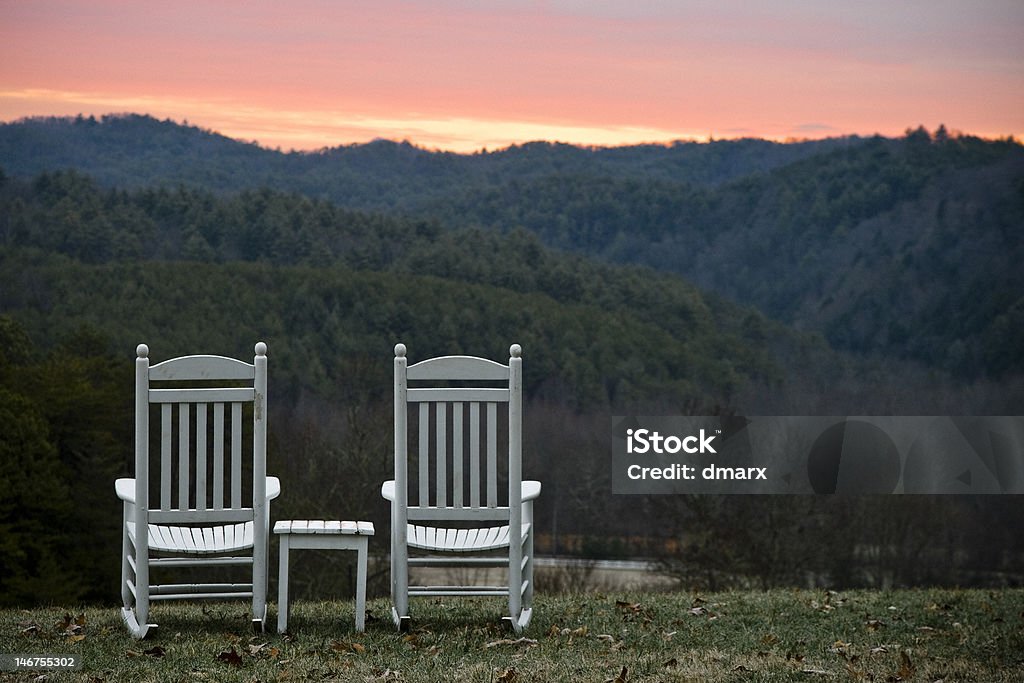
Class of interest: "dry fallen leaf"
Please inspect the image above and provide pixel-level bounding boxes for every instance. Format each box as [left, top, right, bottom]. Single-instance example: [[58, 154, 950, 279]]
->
[[216, 646, 243, 667], [57, 613, 85, 638], [896, 650, 915, 680], [496, 667, 517, 683]]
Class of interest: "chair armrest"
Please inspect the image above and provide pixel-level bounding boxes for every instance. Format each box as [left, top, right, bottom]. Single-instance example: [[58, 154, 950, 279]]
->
[[381, 480, 396, 501], [115, 478, 136, 504], [266, 476, 281, 501]]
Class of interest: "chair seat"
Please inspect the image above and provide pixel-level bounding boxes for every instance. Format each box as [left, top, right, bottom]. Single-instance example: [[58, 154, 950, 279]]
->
[[407, 523, 531, 552], [127, 521, 254, 554]]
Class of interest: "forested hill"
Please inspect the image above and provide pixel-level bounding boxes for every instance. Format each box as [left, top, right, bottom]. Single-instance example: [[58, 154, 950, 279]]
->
[[0, 169, 809, 408], [1, 115, 1022, 379], [425, 132, 1024, 378]]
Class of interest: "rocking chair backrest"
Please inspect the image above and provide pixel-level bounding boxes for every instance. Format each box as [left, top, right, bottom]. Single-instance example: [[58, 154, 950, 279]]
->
[[394, 344, 523, 524], [135, 343, 268, 525]]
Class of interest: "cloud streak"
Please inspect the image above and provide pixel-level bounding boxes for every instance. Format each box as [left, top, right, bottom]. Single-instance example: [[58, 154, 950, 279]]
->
[[0, 88, 711, 151]]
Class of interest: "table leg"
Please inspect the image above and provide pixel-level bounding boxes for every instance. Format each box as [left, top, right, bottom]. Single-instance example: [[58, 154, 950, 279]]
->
[[355, 538, 367, 632], [277, 535, 290, 633]]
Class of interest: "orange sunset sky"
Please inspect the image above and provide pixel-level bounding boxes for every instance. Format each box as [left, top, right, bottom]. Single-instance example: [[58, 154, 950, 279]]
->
[[1, 0, 1023, 153]]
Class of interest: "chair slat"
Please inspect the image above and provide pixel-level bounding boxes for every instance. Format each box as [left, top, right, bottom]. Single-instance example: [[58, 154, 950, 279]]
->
[[196, 403, 207, 511], [406, 355, 509, 381], [452, 403, 463, 508], [149, 387, 255, 403], [470, 402, 480, 508], [406, 506, 511, 521], [436, 402, 447, 508], [241, 522, 254, 547], [231, 402, 242, 509], [149, 354, 254, 381], [193, 528, 208, 552], [418, 403, 429, 507], [161, 404, 172, 509], [407, 387, 508, 403], [487, 402, 497, 507], [213, 402, 224, 510], [172, 526, 192, 552], [178, 403, 189, 510]]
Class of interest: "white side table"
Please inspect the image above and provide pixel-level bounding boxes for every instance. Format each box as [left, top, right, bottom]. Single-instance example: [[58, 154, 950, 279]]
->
[[275, 520, 375, 632]]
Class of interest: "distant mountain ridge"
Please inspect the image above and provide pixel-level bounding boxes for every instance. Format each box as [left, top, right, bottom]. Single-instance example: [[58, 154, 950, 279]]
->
[[1, 113, 1021, 379], [0, 113, 854, 209]]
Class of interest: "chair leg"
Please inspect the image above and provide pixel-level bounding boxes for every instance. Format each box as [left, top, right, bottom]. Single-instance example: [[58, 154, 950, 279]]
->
[[392, 523, 410, 630], [508, 526, 524, 629], [253, 524, 267, 631], [135, 543, 151, 637], [121, 607, 153, 639]]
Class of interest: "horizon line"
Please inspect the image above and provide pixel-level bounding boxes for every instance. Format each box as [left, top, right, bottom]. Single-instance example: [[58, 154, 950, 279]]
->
[[4, 111, 1016, 157]]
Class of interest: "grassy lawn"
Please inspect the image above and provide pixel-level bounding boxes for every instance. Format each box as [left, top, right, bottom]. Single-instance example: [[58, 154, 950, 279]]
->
[[2, 589, 1022, 682]]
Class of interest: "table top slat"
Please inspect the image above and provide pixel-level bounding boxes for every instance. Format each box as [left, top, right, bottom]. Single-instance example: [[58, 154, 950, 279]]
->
[[275, 519, 375, 536]]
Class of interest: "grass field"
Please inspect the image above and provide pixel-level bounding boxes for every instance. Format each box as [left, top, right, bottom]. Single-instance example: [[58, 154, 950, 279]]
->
[[2, 589, 1022, 682]]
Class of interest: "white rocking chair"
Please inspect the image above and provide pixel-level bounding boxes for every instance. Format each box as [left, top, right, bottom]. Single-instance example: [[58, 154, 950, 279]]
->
[[382, 343, 540, 632], [116, 342, 280, 638]]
